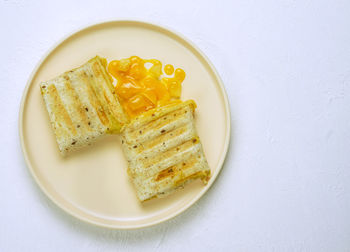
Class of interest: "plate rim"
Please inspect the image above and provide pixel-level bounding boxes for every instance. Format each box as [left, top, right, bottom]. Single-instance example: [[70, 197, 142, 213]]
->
[[18, 19, 231, 229]]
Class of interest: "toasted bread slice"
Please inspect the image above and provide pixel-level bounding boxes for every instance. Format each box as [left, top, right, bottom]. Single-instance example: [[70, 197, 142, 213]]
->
[[40, 56, 128, 155], [121, 100, 210, 201]]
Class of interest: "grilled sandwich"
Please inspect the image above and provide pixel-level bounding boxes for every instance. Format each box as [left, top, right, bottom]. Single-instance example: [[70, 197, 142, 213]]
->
[[40, 56, 128, 155], [121, 100, 210, 201]]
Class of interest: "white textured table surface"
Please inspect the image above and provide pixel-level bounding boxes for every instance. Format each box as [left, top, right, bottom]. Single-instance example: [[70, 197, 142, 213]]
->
[[1, 0, 350, 251]]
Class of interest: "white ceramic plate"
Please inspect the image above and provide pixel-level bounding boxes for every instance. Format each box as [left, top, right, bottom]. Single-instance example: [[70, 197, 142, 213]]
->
[[19, 20, 230, 229]]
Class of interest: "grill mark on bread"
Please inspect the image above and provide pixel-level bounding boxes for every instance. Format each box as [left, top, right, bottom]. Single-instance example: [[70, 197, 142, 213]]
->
[[155, 155, 198, 182], [155, 166, 176, 181], [136, 156, 209, 199], [63, 75, 92, 131], [103, 89, 120, 130], [81, 69, 110, 126], [133, 138, 200, 179], [126, 107, 189, 142], [91, 61, 102, 77], [89, 64, 120, 130], [92, 60, 115, 96], [173, 171, 206, 186], [124, 100, 195, 133], [140, 124, 190, 151], [47, 84, 77, 135], [131, 124, 193, 158], [92, 60, 128, 125]]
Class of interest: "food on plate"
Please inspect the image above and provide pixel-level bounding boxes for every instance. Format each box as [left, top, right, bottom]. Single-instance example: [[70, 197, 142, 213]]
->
[[39, 55, 210, 202], [40, 56, 128, 155], [108, 56, 186, 118], [120, 100, 210, 202]]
